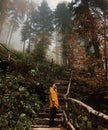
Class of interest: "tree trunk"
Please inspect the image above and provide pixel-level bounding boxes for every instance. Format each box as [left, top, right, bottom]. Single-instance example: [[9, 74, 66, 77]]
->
[[8, 23, 15, 47], [103, 12, 108, 79], [23, 41, 26, 53], [5, 23, 13, 44], [0, 25, 3, 39], [28, 39, 31, 53], [0, 21, 4, 38]]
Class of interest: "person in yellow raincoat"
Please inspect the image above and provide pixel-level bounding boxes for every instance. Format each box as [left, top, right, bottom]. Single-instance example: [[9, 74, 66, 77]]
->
[[49, 83, 59, 126]]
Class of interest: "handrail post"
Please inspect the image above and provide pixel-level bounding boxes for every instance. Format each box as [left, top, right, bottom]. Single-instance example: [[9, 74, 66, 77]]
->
[[63, 69, 76, 130]]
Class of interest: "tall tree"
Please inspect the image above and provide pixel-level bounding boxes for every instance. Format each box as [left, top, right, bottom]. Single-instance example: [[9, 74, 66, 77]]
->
[[21, 0, 37, 53], [0, 0, 12, 35], [54, 2, 72, 33], [54, 2, 72, 66], [26, 0, 54, 38], [21, 0, 53, 54], [6, 0, 27, 47], [69, 0, 108, 76], [21, 20, 31, 53], [33, 32, 50, 61]]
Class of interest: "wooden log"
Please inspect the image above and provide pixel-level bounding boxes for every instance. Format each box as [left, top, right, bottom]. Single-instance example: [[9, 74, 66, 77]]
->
[[0, 42, 18, 57], [65, 98, 108, 120]]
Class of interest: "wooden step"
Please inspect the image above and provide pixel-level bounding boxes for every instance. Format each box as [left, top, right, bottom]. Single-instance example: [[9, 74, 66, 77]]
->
[[38, 113, 63, 118], [57, 85, 68, 89], [58, 94, 65, 99], [57, 86, 68, 93], [32, 127, 62, 130], [56, 80, 69, 85], [32, 125, 66, 130], [45, 108, 63, 113], [31, 124, 62, 128], [32, 128, 61, 130], [34, 117, 63, 125]]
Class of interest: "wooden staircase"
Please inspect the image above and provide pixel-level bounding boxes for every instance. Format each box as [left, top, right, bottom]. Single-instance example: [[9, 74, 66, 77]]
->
[[31, 68, 108, 130], [31, 70, 71, 130]]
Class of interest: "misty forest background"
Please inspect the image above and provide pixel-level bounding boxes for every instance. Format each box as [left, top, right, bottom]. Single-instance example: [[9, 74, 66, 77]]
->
[[0, 0, 108, 129]]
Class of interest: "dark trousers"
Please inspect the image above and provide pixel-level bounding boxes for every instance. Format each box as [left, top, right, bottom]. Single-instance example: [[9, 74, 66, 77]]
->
[[49, 107, 57, 126]]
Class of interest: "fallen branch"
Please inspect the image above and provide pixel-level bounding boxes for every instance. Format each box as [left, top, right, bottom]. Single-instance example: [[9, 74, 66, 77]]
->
[[0, 42, 18, 57], [65, 97, 108, 120]]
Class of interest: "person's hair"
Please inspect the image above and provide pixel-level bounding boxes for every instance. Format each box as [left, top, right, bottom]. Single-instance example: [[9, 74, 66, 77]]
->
[[50, 82, 54, 86], [50, 80, 56, 86]]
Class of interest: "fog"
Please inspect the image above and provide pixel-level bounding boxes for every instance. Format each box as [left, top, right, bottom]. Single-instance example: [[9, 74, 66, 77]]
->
[[0, 0, 72, 52], [33, 0, 72, 9]]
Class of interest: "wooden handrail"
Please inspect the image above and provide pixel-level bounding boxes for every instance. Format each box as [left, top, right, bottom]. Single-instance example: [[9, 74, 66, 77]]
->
[[62, 69, 108, 130], [64, 70, 73, 98], [63, 69, 76, 130], [63, 110, 76, 130], [65, 98, 108, 120]]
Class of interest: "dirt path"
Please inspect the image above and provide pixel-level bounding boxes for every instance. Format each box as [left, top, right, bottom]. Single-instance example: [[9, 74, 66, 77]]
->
[[32, 128, 61, 130]]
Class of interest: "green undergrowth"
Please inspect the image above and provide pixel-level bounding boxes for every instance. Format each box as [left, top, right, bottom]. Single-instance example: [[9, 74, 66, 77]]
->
[[0, 74, 42, 130], [0, 46, 66, 129]]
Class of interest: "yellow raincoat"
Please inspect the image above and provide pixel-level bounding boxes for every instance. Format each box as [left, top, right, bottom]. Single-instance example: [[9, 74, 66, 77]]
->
[[49, 86, 59, 109]]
